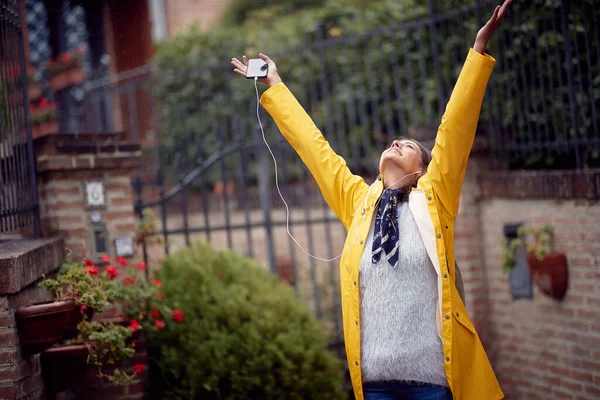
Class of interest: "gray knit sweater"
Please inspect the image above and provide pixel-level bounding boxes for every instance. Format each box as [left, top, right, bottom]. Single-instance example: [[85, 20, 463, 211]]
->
[[359, 202, 447, 386]]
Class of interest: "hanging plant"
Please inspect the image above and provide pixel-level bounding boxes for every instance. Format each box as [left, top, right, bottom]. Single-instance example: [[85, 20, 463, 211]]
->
[[501, 224, 568, 301]]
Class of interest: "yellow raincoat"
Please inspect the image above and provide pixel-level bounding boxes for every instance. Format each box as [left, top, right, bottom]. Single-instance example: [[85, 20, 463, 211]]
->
[[260, 48, 504, 400]]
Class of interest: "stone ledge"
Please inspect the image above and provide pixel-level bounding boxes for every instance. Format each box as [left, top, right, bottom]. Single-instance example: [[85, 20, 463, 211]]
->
[[0, 237, 65, 295]]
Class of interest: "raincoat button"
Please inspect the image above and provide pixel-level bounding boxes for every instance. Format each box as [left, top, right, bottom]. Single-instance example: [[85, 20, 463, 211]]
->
[[354, 281, 357, 285], [446, 357, 450, 362], [355, 361, 359, 365], [360, 240, 364, 245], [355, 320, 358, 325], [456, 312, 460, 317], [444, 274, 448, 278], [428, 196, 432, 201], [361, 208, 365, 215], [437, 233, 441, 238], [445, 315, 450, 320]]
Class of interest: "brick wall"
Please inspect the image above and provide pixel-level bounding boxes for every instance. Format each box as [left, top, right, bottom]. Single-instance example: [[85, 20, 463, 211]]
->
[[165, 0, 229, 36], [35, 133, 141, 260], [475, 198, 600, 400], [453, 149, 600, 399]]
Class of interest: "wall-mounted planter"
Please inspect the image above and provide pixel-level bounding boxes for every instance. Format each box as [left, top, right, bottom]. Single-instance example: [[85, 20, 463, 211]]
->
[[63, 306, 95, 340], [15, 300, 79, 356], [41, 344, 89, 394], [31, 119, 59, 139], [28, 83, 42, 101], [48, 67, 85, 92], [527, 253, 568, 301]]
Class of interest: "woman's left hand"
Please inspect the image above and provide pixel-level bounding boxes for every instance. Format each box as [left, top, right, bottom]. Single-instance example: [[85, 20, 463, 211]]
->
[[474, 0, 512, 54]]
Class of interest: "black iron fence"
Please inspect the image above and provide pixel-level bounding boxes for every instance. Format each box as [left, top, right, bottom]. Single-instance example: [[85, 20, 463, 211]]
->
[[70, 0, 600, 172], [0, 0, 40, 235]]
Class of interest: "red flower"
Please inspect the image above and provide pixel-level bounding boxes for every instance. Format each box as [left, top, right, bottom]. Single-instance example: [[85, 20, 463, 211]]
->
[[39, 98, 48, 108], [86, 265, 98, 275], [136, 261, 147, 271], [116, 313, 124, 319], [129, 319, 140, 331], [151, 278, 162, 288], [80, 305, 88, 313], [115, 256, 128, 267], [139, 311, 146, 319], [60, 52, 72, 62], [83, 258, 94, 267], [100, 254, 110, 264], [172, 309, 184, 323], [123, 275, 136, 285], [105, 265, 120, 280], [154, 320, 165, 329], [156, 293, 165, 300], [133, 364, 144, 374], [151, 309, 159, 319]]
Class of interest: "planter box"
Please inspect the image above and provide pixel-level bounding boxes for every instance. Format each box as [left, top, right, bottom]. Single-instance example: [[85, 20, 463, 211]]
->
[[49, 67, 85, 92], [32, 119, 59, 139], [15, 300, 79, 356], [527, 253, 569, 301]]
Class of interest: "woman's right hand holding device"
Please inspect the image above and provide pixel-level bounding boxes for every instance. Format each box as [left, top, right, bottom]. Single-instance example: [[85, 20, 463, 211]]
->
[[231, 53, 283, 88]]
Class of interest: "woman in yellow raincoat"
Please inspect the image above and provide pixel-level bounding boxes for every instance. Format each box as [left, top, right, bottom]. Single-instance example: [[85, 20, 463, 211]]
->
[[232, 1, 510, 399]]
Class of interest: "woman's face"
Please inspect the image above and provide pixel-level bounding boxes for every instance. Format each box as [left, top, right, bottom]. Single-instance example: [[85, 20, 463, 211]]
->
[[379, 139, 424, 178]]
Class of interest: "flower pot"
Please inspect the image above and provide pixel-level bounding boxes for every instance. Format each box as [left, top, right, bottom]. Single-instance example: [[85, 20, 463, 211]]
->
[[28, 83, 42, 101], [31, 119, 58, 139], [41, 344, 89, 394], [49, 67, 85, 91], [63, 306, 95, 340], [15, 300, 79, 356], [527, 253, 568, 301]]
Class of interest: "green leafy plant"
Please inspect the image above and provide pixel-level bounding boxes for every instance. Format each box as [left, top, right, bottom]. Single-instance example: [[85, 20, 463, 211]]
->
[[45, 46, 85, 76], [501, 224, 554, 274], [39, 249, 117, 312], [29, 98, 58, 125], [145, 241, 345, 400], [74, 320, 137, 386]]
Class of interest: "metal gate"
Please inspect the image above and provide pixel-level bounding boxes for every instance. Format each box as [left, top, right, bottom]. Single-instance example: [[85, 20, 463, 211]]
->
[[0, 0, 40, 235]]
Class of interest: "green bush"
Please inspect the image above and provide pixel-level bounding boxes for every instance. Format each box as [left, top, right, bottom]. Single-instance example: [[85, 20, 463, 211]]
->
[[146, 241, 345, 400]]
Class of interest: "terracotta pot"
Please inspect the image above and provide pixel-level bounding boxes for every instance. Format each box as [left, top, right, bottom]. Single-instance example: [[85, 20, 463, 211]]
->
[[28, 83, 42, 101], [31, 119, 58, 139], [527, 253, 569, 301], [41, 344, 89, 394], [63, 306, 95, 340], [15, 300, 78, 356], [49, 67, 85, 91]]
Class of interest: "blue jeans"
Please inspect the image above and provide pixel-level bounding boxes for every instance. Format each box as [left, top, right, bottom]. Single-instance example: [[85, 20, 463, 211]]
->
[[363, 381, 453, 400]]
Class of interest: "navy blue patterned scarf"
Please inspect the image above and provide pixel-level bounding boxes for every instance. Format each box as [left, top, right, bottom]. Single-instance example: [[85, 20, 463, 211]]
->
[[372, 188, 409, 267]]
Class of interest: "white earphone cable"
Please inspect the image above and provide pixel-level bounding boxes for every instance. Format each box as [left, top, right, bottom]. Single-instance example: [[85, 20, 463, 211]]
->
[[253, 77, 420, 262]]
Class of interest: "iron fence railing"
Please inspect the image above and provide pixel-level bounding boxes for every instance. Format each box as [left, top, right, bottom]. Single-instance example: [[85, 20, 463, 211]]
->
[[71, 0, 599, 174], [0, 0, 40, 235]]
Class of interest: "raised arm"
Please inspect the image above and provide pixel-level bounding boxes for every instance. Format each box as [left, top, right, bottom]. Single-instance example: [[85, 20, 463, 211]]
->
[[427, 0, 510, 217], [232, 54, 369, 230]]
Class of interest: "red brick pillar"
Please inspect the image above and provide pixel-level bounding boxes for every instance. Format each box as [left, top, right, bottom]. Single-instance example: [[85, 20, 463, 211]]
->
[[453, 138, 494, 347], [0, 237, 65, 399], [34, 133, 141, 260]]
